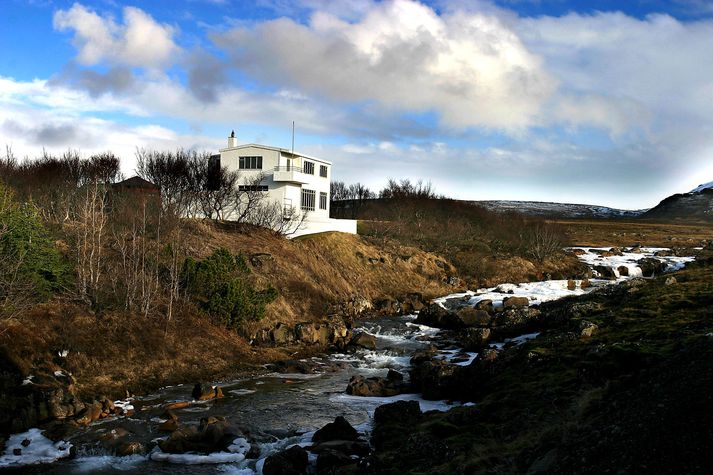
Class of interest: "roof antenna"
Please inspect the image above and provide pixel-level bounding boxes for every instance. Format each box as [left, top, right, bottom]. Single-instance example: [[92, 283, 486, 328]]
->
[[291, 121, 295, 156]]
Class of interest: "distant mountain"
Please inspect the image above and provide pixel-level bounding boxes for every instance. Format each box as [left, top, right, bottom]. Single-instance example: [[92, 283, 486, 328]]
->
[[690, 181, 713, 193], [472, 200, 647, 219], [642, 182, 713, 220]]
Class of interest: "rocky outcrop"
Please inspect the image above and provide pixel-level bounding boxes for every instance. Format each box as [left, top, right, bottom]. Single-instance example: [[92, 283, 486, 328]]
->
[[253, 316, 353, 349], [371, 400, 423, 451]]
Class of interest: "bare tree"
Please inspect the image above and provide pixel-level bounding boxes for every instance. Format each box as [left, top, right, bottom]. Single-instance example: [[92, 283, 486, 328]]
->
[[74, 180, 107, 304]]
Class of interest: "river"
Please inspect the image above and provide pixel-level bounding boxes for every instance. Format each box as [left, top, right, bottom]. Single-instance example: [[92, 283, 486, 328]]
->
[[0, 247, 696, 473]]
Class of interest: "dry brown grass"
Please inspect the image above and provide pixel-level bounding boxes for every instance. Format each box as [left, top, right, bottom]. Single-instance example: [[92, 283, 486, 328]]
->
[[553, 219, 713, 247]]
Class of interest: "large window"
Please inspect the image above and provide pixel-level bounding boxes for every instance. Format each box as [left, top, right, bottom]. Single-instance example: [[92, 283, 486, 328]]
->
[[239, 156, 262, 169], [303, 161, 315, 175], [320, 165, 328, 178], [301, 189, 316, 211], [319, 192, 328, 210]]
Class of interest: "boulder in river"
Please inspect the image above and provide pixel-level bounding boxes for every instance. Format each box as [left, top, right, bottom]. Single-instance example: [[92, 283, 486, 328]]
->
[[458, 327, 491, 351], [414, 303, 450, 328], [263, 445, 308, 475], [638, 257, 668, 277], [158, 416, 240, 454], [346, 371, 404, 397], [312, 416, 358, 443], [455, 307, 492, 327], [618, 266, 629, 277], [503, 296, 530, 308], [192, 383, 224, 401], [350, 331, 377, 350]]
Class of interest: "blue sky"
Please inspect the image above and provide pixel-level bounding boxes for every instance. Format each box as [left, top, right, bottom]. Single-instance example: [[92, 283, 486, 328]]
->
[[2, 0, 713, 208]]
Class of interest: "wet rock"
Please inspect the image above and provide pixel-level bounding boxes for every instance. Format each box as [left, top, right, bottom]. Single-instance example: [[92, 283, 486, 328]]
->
[[263, 445, 309, 475], [410, 359, 459, 400], [158, 416, 240, 454], [313, 416, 358, 443], [618, 266, 629, 277], [455, 307, 492, 327], [346, 373, 403, 397], [567, 280, 577, 290], [192, 383, 224, 401], [503, 296, 530, 308], [474, 299, 494, 312], [593, 265, 616, 279], [401, 293, 425, 314], [371, 400, 423, 451], [571, 248, 586, 256], [491, 307, 541, 334], [638, 258, 668, 277], [414, 303, 450, 328], [581, 278, 591, 289], [374, 298, 399, 315], [459, 327, 491, 351], [164, 401, 191, 411], [350, 331, 377, 350], [480, 348, 500, 362], [665, 276, 677, 286]]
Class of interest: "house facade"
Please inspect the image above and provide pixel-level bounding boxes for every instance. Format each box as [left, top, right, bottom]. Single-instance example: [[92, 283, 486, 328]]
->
[[218, 131, 357, 237]]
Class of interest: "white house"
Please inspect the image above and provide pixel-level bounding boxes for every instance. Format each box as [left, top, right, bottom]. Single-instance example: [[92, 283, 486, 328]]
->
[[217, 131, 357, 237]]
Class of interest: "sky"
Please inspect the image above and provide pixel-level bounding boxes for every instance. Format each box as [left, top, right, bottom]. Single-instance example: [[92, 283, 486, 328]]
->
[[2, 0, 713, 209]]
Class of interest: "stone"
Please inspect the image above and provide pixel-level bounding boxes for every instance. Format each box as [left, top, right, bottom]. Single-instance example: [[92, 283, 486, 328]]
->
[[159, 418, 179, 432], [638, 258, 668, 277], [164, 401, 191, 411], [271, 323, 295, 344], [455, 307, 492, 327], [618, 266, 629, 277], [312, 416, 358, 443], [295, 323, 320, 344], [474, 299, 494, 312], [665, 276, 677, 286], [158, 417, 239, 454], [373, 400, 422, 426], [263, 445, 308, 475], [272, 360, 315, 374], [116, 441, 144, 456], [459, 327, 491, 351], [346, 375, 402, 397], [580, 279, 591, 289], [567, 280, 577, 290], [503, 296, 529, 308], [192, 383, 224, 401], [414, 303, 450, 328], [593, 265, 616, 279], [579, 321, 599, 338], [350, 331, 377, 350]]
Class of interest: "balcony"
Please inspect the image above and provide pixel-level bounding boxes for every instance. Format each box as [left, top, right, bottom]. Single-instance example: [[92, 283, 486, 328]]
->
[[273, 165, 309, 184]]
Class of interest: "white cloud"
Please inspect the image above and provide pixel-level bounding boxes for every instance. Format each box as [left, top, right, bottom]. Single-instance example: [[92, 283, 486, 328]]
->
[[215, 0, 557, 131], [53, 3, 179, 68]]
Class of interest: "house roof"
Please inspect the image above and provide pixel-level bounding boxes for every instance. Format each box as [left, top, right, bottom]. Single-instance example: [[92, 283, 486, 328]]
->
[[112, 176, 160, 190], [219, 143, 332, 165]]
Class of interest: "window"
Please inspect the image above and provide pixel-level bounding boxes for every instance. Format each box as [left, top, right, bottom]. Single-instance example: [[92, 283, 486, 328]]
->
[[301, 189, 316, 211], [303, 161, 315, 175], [319, 165, 328, 178], [239, 156, 262, 169], [238, 185, 268, 192], [319, 192, 328, 210]]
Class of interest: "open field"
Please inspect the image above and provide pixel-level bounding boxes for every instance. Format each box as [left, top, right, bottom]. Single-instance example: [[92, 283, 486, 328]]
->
[[553, 219, 713, 248]]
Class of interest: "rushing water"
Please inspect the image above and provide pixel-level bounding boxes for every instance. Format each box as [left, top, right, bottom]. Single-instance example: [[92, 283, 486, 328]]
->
[[0, 247, 697, 473]]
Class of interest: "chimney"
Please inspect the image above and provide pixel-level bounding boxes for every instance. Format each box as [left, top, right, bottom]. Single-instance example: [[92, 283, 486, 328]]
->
[[227, 130, 237, 148]]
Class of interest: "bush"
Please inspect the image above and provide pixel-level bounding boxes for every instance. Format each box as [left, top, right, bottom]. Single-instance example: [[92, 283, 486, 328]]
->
[[0, 183, 70, 313], [181, 248, 277, 328]]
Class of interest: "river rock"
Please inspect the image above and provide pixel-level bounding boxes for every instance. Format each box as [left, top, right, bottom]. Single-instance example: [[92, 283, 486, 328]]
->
[[458, 327, 491, 351], [503, 296, 530, 308], [271, 360, 316, 374], [313, 416, 358, 443], [455, 307, 492, 327], [410, 359, 460, 400], [567, 280, 577, 290], [158, 416, 239, 454], [117, 441, 145, 456], [350, 331, 377, 350], [474, 299, 494, 312], [295, 323, 321, 344], [638, 258, 668, 277], [346, 372, 403, 397], [491, 307, 541, 334], [581, 278, 591, 289], [414, 303, 450, 328], [618, 266, 629, 277], [579, 321, 599, 338], [593, 265, 616, 279], [401, 293, 425, 314], [192, 383, 224, 401], [371, 400, 423, 451], [665, 276, 677, 285], [263, 445, 309, 475]]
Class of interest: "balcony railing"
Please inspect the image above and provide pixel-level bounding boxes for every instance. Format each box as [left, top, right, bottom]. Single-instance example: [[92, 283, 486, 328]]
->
[[274, 165, 304, 172], [273, 165, 309, 183]]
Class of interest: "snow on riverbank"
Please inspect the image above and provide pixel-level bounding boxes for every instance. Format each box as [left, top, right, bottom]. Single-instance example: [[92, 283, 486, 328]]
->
[[0, 428, 73, 468]]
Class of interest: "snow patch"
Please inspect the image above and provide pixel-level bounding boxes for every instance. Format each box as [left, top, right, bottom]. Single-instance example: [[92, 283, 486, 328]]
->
[[690, 181, 713, 193], [0, 428, 73, 468]]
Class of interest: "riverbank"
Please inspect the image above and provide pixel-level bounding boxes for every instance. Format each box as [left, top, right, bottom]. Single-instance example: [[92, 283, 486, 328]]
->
[[367, 246, 713, 474]]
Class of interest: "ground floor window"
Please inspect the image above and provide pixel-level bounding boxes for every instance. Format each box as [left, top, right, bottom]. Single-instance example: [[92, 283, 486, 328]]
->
[[319, 192, 328, 210], [301, 189, 316, 211]]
